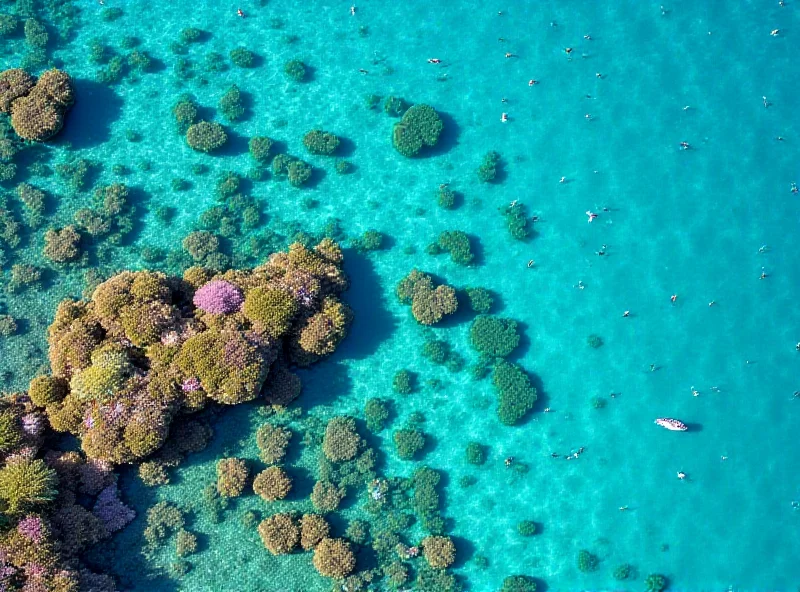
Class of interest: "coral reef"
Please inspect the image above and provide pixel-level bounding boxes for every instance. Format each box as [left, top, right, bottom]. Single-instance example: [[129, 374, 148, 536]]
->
[[313, 538, 356, 579], [477, 151, 501, 182], [396, 269, 458, 325], [186, 121, 228, 152], [392, 104, 444, 157], [256, 423, 292, 464], [258, 513, 299, 555], [469, 316, 520, 358], [216, 458, 249, 497], [465, 287, 493, 314], [436, 230, 474, 266], [422, 535, 456, 569], [501, 575, 537, 592], [492, 360, 537, 425], [253, 466, 292, 501], [645, 574, 668, 592], [303, 130, 340, 155], [3, 68, 75, 141], [577, 549, 599, 572], [29, 239, 350, 465]]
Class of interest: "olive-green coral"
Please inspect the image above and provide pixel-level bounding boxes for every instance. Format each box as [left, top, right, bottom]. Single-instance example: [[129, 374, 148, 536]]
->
[[242, 287, 298, 338]]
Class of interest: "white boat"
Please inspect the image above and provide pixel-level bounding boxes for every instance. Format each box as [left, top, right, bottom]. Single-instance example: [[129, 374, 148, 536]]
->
[[655, 418, 688, 431]]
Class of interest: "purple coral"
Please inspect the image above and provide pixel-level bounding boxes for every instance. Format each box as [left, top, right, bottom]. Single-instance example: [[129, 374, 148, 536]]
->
[[92, 484, 135, 533], [16, 516, 43, 543], [181, 377, 201, 392], [193, 280, 244, 314], [20, 414, 43, 438], [78, 459, 114, 496]]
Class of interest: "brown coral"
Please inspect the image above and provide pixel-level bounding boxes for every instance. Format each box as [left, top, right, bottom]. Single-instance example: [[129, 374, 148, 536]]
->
[[421, 535, 456, 569], [216, 458, 249, 497], [312, 538, 356, 579], [300, 514, 330, 551], [252, 466, 292, 502], [257, 513, 299, 555]]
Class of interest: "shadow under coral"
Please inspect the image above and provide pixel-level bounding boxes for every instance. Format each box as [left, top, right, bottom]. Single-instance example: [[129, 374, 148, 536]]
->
[[58, 79, 124, 150]]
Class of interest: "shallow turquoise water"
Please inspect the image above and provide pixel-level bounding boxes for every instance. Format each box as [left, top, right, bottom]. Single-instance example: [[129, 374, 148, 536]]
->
[[3, 0, 800, 589]]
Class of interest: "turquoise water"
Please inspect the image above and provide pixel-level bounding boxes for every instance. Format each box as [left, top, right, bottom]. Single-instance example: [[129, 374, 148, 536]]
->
[[3, 0, 800, 589]]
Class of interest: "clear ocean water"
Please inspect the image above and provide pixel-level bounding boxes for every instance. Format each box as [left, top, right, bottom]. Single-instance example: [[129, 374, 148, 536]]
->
[[2, 0, 800, 590]]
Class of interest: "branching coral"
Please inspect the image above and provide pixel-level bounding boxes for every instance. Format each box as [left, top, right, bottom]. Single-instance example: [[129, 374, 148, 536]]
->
[[492, 360, 537, 425], [216, 458, 249, 497], [469, 316, 520, 358]]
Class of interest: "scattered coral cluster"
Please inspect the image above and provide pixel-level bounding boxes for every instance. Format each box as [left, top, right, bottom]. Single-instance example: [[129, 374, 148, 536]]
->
[[0, 68, 74, 141]]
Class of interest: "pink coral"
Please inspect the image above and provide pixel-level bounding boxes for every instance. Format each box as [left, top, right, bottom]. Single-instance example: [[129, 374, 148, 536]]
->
[[181, 377, 201, 392], [92, 484, 135, 533], [192, 280, 243, 314], [21, 414, 43, 438], [78, 459, 114, 495], [17, 516, 43, 543]]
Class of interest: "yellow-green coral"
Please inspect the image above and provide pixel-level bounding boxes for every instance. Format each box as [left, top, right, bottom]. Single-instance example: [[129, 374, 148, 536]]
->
[[242, 286, 298, 338], [28, 376, 68, 407], [174, 329, 270, 405], [69, 346, 133, 402], [0, 457, 58, 514]]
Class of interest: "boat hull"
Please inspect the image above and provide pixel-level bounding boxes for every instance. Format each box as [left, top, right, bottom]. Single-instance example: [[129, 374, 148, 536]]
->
[[655, 418, 688, 431]]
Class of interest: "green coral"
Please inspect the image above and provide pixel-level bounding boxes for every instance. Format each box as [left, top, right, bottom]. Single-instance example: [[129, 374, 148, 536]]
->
[[69, 346, 134, 402], [0, 457, 58, 514], [613, 564, 632, 580], [465, 441, 485, 465], [500, 202, 530, 240], [517, 520, 537, 536], [645, 574, 667, 592], [477, 151, 501, 182], [392, 104, 444, 157], [175, 329, 268, 405], [249, 136, 273, 162], [218, 85, 245, 121], [577, 549, 599, 572], [393, 369, 413, 394], [284, 59, 306, 81], [364, 398, 390, 433], [437, 230, 473, 265], [242, 287, 298, 338], [394, 427, 425, 460], [469, 316, 520, 358], [302, 129, 340, 155], [492, 360, 537, 425], [186, 121, 227, 152], [500, 575, 537, 592], [230, 47, 255, 67], [466, 287, 493, 314]]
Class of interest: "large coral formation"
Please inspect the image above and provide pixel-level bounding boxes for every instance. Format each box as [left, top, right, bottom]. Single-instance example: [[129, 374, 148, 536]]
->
[[31, 239, 351, 465], [1, 68, 75, 141]]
